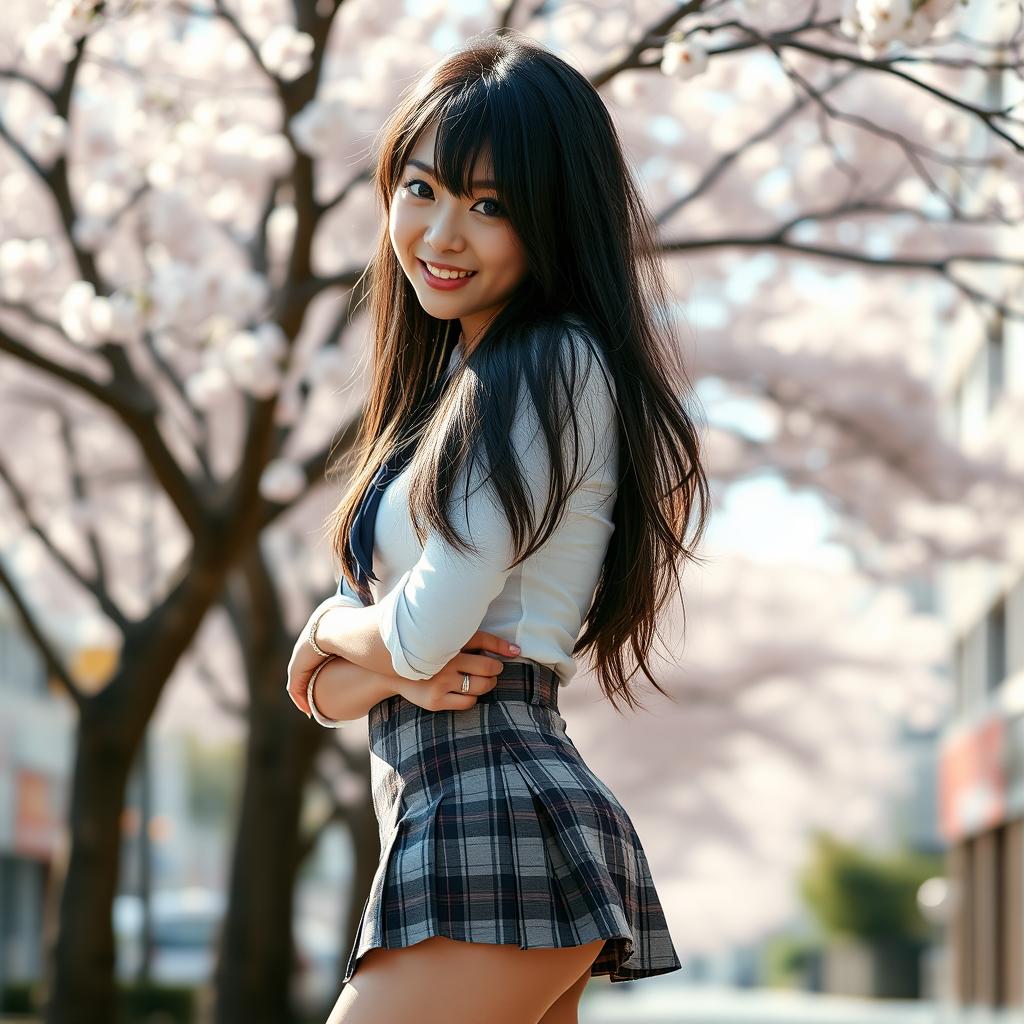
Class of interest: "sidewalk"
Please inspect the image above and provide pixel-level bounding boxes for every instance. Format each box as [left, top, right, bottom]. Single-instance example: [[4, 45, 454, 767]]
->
[[579, 986, 990, 1024]]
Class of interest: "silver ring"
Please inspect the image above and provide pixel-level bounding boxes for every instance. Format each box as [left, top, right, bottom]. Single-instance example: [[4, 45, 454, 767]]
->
[[461, 673, 471, 694]]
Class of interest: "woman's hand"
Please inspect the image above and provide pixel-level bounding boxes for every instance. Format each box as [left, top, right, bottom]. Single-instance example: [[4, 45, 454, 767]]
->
[[286, 596, 355, 718], [392, 628, 520, 713]]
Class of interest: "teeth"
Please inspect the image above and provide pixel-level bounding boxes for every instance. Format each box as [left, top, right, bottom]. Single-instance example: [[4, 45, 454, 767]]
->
[[425, 261, 475, 280]]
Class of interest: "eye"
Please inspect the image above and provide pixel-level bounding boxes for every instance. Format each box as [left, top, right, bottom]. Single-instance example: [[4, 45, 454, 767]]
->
[[473, 197, 505, 218], [402, 178, 433, 200], [401, 178, 505, 218]]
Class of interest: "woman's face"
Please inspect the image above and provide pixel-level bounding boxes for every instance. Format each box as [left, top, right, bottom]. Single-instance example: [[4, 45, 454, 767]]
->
[[389, 122, 529, 351]]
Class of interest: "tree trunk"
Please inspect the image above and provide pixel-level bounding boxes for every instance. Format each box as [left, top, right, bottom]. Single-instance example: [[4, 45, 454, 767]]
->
[[213, 551, 327, 1024], [213, 697, 318, 1024], [42, 551, 236, 1023], [44, 700, 139, 1024]]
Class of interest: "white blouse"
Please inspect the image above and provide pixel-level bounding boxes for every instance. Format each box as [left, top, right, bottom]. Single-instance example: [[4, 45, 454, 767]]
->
[[310, 322, 618, 728]]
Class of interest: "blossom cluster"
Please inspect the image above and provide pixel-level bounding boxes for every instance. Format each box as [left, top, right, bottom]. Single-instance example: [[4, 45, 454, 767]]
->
[[660, 0, 967, 80]]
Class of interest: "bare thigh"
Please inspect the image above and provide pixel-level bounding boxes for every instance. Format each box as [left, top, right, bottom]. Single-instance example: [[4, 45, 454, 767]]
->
[[537, 966, 592, 1024], [327, 935, 605, 1024]]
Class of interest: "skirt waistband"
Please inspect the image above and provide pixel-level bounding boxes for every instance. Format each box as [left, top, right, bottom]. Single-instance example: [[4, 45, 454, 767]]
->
[[378, 657, 560, 720], [478, 657, 560, 711]]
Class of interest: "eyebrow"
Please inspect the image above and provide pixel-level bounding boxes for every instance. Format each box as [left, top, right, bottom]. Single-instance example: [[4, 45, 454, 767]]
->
[[406, 158, 496, 191]]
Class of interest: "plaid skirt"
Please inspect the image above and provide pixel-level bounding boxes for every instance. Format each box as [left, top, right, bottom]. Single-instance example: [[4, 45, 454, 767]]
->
[[342, 657, 682, 985]]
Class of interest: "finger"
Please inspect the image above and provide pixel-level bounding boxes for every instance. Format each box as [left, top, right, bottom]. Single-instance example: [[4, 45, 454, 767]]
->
[[463, 652, 507, 676], [286, 676, 313, 718], [460, 673, 498, 694], [465, 631, 518, 657], [481, 632, 521, 657], [300, 670, 319, 717]]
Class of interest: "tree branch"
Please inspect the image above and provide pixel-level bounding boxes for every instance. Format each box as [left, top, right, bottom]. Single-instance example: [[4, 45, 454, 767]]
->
[[0, 556, 84, 707], [0, 448, 128, 632], [658, 232, 1024, 320]]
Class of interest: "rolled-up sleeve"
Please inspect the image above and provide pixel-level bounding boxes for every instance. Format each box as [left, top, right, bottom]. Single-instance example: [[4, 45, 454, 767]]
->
[[375, 327, 616, 681]]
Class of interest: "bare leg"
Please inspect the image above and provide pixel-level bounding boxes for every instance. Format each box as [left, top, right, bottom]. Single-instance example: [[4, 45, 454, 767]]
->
[[537, 966, 593, 1024], [328, 935, 605, 1024]]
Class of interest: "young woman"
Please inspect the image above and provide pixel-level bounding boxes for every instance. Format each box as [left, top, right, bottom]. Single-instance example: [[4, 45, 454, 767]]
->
[[285, 30, 709, 1024]]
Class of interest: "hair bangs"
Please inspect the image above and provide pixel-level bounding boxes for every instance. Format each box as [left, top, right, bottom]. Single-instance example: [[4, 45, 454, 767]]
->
[[430, 91, 495, 200], [393, 79, 533, 213]]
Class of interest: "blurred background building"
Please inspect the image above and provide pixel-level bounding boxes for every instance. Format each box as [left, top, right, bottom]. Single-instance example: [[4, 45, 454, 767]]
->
[[0, 602, 69, 995], [939, 287, 1024, 1008], [935, 0, 1024, 1013]]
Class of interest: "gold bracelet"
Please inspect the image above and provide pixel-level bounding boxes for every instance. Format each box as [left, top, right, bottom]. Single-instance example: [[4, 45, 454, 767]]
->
[[307, 655, 344, 728], [307, 604, 335, 658]]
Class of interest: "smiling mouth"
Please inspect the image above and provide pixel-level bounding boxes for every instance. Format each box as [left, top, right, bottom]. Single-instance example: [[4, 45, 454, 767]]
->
[[417, 259, 479, 292], [419, 258, 477, 279]]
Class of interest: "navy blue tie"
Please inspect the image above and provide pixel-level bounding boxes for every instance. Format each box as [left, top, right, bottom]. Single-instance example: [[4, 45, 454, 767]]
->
[[346, 326, 460, 604]]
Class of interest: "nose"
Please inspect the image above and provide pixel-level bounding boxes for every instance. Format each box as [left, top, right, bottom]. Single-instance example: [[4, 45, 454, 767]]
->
[[423, 204, 466, 254]]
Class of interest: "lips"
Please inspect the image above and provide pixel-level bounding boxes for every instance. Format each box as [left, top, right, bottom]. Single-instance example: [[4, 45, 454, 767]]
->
[[417, 258, 477, 291]]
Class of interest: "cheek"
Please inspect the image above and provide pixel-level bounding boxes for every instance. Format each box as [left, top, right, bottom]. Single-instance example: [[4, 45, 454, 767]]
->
[[488, 231, 527, 280], [388, 203, 404, 252], [499, 240, 528, 284], [388, 198, 419, 256]]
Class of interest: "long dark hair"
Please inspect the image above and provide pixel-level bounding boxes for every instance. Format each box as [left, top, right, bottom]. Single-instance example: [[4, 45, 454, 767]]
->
[[324, 31, 711, 713]]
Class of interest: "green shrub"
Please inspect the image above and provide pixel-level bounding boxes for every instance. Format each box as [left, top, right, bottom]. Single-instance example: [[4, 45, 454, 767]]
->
[[800, 831, 944, 943], [762, 934, 821, 987]]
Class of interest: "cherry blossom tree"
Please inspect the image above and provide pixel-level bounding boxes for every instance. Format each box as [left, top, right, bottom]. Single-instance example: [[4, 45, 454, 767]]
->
[[1, 0, 1021, 1020]]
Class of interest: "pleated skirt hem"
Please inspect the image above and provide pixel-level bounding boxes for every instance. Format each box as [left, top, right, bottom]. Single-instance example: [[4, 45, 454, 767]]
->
[[343, 927, 683, 987]]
